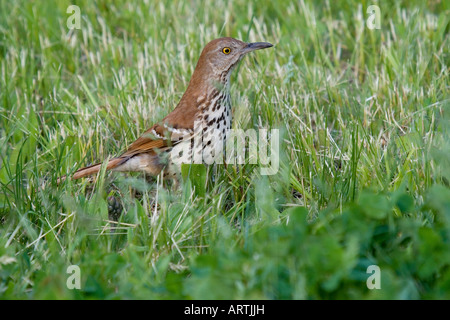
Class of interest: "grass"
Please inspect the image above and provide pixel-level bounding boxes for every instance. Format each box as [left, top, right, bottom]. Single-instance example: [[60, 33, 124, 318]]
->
[[0, 0, 449, 299]]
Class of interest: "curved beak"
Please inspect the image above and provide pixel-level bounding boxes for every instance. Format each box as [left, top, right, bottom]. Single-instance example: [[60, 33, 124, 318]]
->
[[243, 42, 273, 54]]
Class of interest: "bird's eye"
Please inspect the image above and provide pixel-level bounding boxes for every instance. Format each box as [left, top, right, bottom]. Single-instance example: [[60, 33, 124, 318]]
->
[[222, 47, 231, 54]]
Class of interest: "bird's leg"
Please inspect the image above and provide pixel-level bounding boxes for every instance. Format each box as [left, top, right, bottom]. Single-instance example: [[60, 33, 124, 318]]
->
[[170, 174, 181, 191], [107, 182, 124, 222]]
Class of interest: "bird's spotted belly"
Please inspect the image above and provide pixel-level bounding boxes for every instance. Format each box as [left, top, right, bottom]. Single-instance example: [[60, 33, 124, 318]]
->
[[168, 102, 231, 168]]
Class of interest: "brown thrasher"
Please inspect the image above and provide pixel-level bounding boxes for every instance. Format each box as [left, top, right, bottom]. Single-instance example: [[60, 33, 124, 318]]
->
[[61, 37, 272, 183]]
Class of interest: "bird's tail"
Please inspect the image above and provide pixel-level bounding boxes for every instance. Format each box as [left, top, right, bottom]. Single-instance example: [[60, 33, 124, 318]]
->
[[57, 157, 124, 184]]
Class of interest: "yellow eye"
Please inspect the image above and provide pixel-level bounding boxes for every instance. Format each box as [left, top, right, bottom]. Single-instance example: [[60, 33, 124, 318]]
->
[[222, 47, 231, 54]]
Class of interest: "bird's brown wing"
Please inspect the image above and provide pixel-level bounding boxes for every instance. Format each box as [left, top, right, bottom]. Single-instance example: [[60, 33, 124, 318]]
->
[[121, 127, 168, 157], [66, 122, 193, 181], [120, 122, 191, 158], [119, 92, 198, 159]]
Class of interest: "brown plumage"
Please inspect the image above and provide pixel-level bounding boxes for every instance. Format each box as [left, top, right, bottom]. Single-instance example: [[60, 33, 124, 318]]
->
[[59, 37, 273, 183]]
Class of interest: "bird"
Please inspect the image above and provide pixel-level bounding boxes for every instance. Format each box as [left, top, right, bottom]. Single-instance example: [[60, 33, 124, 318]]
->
[[59, 37, 273, 184]]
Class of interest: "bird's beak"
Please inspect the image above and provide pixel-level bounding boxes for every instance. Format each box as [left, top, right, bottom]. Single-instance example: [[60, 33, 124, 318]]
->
[[243, 42, 273, 54]]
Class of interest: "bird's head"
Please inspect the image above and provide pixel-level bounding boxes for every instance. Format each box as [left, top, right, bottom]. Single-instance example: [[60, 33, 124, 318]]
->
[[194, 37, 273, 85]]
